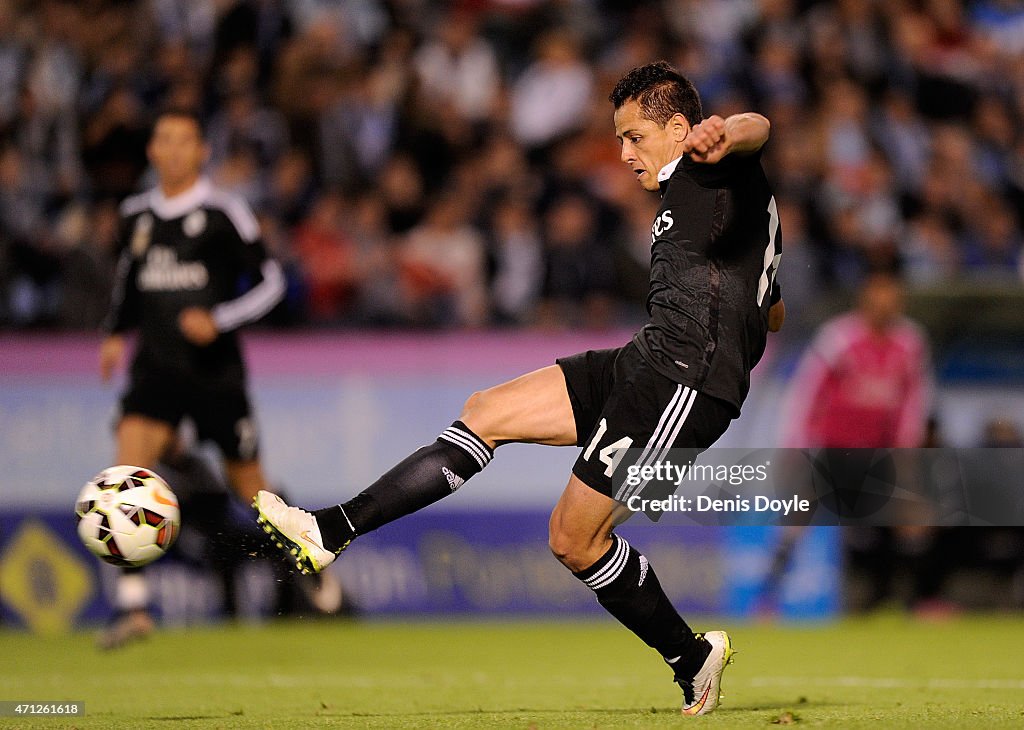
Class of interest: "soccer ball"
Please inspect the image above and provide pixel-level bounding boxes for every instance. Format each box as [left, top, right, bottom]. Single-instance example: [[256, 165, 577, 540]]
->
[[75, 465, 180, 567]]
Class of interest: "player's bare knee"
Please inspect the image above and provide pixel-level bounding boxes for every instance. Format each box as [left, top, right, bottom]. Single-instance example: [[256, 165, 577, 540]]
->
[[547, 531, 579, 570], [460, 389, 487, 419], [459, 388, 501, 445], [548, 517, 602, 572]]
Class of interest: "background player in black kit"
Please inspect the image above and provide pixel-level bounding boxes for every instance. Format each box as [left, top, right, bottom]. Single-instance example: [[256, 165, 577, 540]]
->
[[255, 62, 784, 716], [96, 110, 331, 647]]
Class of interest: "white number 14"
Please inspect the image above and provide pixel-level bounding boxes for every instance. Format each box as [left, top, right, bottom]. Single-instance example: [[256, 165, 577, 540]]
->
[[583, 418, 634, 477]]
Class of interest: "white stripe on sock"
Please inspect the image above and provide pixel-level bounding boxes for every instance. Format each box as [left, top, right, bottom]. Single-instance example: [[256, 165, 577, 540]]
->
[[584, 536, 632, 590], [337, 505, 356, 534], [582, 536, 627, 589], [439, 435, 482, 468], [453, 427, 492, 460], [439, 429, 491, 468]]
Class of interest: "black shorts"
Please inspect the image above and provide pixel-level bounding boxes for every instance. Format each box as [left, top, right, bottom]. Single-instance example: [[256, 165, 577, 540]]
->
[[119, 368, 260, 461], [557, 342, 734, 502]]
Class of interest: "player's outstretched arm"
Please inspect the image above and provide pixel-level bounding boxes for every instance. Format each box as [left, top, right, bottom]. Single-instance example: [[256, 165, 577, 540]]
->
[[681, 113, 770, 164]]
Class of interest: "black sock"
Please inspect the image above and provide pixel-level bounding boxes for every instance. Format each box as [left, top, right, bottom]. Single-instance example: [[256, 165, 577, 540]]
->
[[573, 534, 710, 679], [314, 421, 493, 553]]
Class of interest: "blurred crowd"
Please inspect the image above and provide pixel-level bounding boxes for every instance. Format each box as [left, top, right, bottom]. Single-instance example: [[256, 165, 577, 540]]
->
[[1, 0, 1024, 332]]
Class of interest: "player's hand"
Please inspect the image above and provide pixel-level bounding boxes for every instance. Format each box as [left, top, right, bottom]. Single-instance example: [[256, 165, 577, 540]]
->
[[768, 298, 786, 332], [681, 115, 731, 164], [99, 335, 125, 382], [178, 307, 219, 346]]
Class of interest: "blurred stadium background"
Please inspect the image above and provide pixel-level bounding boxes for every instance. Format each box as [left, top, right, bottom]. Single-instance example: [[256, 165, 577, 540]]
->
[[2, 0, 1024, 636]]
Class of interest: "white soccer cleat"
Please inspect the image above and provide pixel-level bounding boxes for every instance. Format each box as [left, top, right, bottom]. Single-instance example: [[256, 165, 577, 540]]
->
[[253, 490, 340, 574], [679, 630, 736, 716]]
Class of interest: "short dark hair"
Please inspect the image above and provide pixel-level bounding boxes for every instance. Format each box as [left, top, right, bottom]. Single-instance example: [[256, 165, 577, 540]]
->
[[153, 107, 206, 139], [609, 61, 703, 127]]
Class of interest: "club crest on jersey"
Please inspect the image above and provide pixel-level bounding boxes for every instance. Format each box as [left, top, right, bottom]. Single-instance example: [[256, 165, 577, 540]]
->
[[651, 210, 674, 241], [131, 213, 153, 257], [183, 210, 207, 237], [138, 246, 209, 291]]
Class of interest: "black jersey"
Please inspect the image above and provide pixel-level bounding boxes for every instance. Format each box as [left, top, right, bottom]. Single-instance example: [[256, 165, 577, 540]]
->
[[633, 149, 782, 415], [104, 178, 285, 379]]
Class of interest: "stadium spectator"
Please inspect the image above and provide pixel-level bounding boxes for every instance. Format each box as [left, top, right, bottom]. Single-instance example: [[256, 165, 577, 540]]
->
[[900, 211, 960, 284], [206, 90, 289, 172], [292, 190, 360, 323], [413, 9, 501, 124], [345, 190, 405, 326], [8, 83, 81, 208], [317, 52, 407, 192], [57, 200, 118, 329], [81, 86, 150, 201], [510, 29, 594, 151], [0, 5, 27, 129], [488, 194, 544, 326], [537, 192, 617, 330], [870, 88, 932, 195], [398, 188, 488, 328], [377, 153, 426, 235], [961, 194, 1023, 280]]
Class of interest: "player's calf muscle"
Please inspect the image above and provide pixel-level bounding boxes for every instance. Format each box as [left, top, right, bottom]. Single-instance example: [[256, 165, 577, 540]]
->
[[548, 479, 618, 572], [225, 460, 268, 502]]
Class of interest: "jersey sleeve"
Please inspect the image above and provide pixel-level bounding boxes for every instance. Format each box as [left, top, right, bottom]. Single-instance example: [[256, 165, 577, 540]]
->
[[682, 147, 764, 189], [102, 216, 141, 334], [208, 194, 286, 332]]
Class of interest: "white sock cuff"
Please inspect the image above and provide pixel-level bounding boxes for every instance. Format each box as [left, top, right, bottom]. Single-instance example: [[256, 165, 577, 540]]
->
[[115, 572, 150, 611]]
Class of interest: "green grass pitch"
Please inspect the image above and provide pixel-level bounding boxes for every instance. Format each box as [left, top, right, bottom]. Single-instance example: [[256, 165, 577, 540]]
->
[[2, 613, 1023, 728]]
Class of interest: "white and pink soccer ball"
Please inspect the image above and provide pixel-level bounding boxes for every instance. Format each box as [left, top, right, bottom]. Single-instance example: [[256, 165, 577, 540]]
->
[[75, 465, 180, 567]]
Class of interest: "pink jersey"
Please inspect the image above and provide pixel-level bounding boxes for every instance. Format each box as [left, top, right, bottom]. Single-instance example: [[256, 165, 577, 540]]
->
[[782, 313, 932, 448]]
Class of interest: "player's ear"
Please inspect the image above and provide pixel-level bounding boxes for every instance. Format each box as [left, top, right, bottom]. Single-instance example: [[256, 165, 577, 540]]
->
[[668, 113, 689, 142]]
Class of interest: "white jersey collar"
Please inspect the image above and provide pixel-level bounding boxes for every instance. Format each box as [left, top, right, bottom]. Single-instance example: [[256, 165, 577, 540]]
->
[[657, 156, 683, 184], [150, 177, 211, 220]]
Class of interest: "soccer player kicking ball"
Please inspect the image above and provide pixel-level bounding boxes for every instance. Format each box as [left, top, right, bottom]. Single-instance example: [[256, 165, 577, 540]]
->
[[255, 61, 784, 716]]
